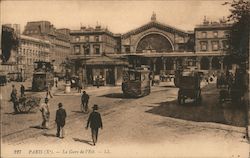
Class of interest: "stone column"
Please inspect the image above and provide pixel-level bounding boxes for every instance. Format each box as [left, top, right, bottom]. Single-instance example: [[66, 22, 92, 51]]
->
[[90, 44, 93, 55], [220, 57, 224, 72], [162, 58, 166, 71], [103, 68, 107, 86], [152, 58, 157, 72], [114, 67, 118, 86], [173, 58, 177, 70], [82, 66, 87, 88], [209, 57, 213, 70], [196, 57, 201, 70], [80, 44, 83, 54], [183, 57, 187, 67], [79, 66, 83, 82]]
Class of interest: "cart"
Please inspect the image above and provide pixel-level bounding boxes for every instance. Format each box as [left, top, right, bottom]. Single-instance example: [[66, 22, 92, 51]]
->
[[17, 96, 41, 113], [174, 71, 202, 105]]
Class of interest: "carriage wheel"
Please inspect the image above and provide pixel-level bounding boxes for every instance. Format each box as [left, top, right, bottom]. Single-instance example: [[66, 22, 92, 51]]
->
[[26, 99, 40, 112], [17, 102, 30, 113]]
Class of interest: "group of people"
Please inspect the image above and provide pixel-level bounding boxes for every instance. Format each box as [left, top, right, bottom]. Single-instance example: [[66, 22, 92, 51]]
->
[[39, 90, 102, 146], [71, 77, 82, 93], [9, 82, 103, 146]]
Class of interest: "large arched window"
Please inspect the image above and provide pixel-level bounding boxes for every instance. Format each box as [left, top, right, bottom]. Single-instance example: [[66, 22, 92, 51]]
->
[[136, 34, 173, 52]]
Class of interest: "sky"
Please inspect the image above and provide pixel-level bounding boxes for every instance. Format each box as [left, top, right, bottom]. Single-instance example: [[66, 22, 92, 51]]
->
[[1, 0, 232, 34]]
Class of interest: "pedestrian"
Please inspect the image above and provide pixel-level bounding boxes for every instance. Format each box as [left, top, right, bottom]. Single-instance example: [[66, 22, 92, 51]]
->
[[40, 98, 50, 129], [46, 83, 53, 98], [96, 76, 100, 88], [78, 79, 82, 93], [10, 85, 19, 113], [55, 79, 58, 88], [55, 103, 67, 138], [81, 91, 89, 113], [10, 85, 17, 101], [85, 104, 103, 146], [20, 84, 25, 97], [85, 104, 103, 145]]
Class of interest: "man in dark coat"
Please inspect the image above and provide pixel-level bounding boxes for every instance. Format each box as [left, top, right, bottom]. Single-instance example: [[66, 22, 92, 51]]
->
[[55, 103, 67, 138], [96, 76, 100, 88], [85, 104, 103, 146], [81, 91, 89, 113], [77, 79, 82, 93]]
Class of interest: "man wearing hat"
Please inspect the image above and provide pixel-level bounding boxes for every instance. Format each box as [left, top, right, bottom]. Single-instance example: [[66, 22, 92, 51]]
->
[[81, 91, 89, 113], [40, 98, 50, 129], [85, 104, 103, 146], [55, 103, 67, 138]]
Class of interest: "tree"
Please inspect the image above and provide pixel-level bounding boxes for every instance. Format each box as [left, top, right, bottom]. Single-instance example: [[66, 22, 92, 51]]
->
[[224, 0, 250, 67], [1, 25, 19, 62]]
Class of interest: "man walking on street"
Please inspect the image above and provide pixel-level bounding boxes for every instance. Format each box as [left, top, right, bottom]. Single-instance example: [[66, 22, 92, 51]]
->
[[55, 103, 67, 138], [40, 98, 50, 129], [78, 79, 82, 93], [85, 104, 103, 146], [46, 83, 53, 98], [20, 84, 25, 97], [96, 76, 100, 88], [81, 91, 89, 113]]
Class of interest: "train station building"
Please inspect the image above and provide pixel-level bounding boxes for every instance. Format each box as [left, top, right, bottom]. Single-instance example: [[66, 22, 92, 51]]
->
[[69, 13, 232, 86], [120, 13, 232, 75]]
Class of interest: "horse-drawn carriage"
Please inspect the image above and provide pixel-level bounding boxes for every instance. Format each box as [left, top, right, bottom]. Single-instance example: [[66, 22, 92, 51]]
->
[[174, 70, 202, 105]]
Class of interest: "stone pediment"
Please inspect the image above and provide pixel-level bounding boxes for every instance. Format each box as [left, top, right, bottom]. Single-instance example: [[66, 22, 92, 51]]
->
[[122, 21, 189, 39]]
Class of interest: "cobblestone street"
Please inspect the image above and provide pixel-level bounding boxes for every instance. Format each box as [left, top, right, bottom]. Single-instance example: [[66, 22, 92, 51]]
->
[[1, 81, 248, 157]]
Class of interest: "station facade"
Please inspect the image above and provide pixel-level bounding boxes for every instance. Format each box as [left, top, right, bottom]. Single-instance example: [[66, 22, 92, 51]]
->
[[69, 13, 232, 86], [120, 14, 232, 75]]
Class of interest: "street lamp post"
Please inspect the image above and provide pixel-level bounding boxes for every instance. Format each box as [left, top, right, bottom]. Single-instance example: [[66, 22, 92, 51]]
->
[[83, 44, 89, 89]]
